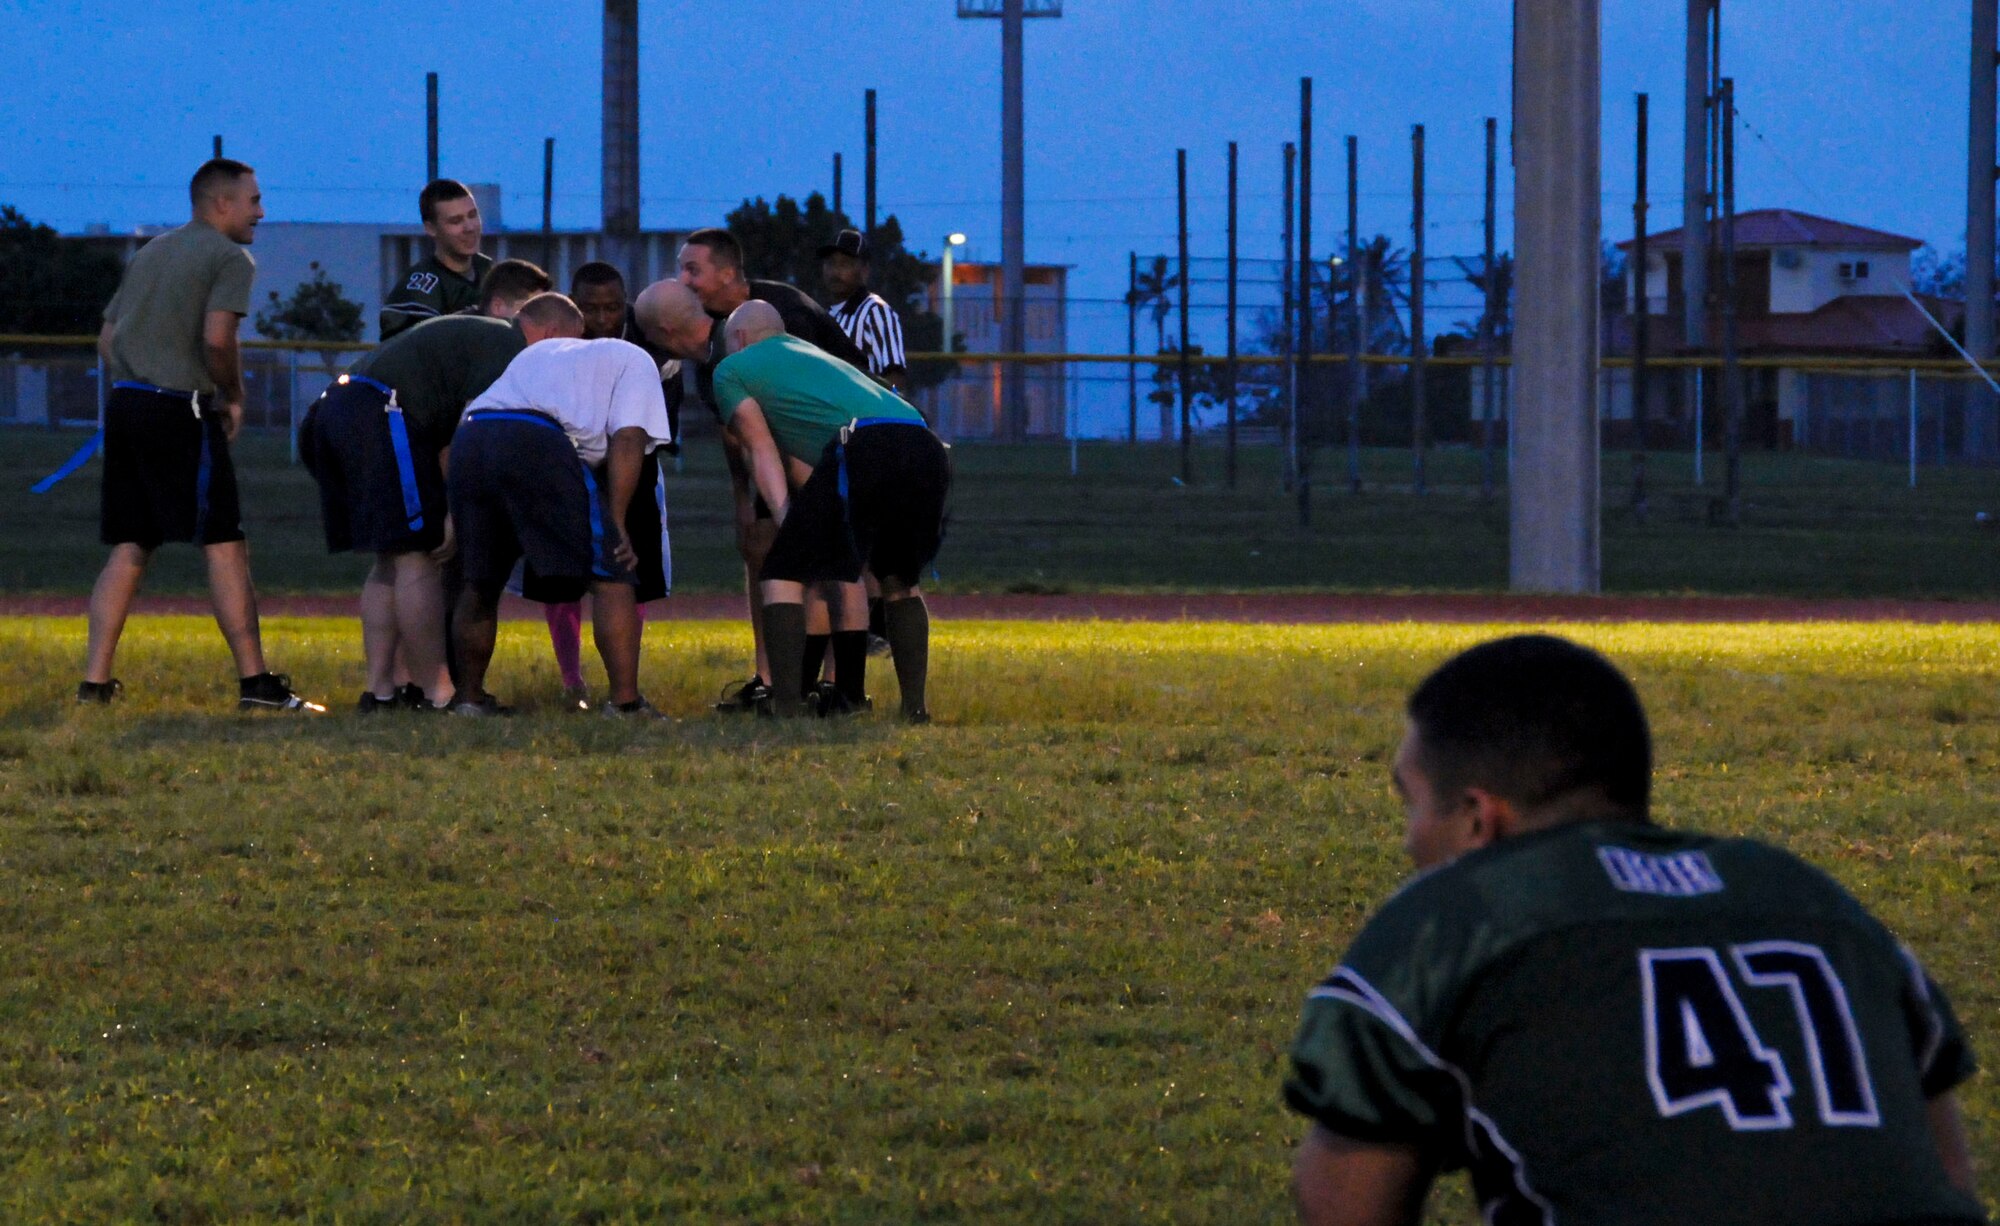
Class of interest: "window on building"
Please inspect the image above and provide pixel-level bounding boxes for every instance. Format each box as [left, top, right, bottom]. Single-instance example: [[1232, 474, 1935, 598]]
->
[[1855, 260, 1870, 279]]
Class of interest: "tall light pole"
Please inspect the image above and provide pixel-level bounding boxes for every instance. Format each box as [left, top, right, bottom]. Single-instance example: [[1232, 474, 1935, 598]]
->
[[958, 0, 1061, 441], [941, 233, 967, 360], [1511, 0, 1602, 594]]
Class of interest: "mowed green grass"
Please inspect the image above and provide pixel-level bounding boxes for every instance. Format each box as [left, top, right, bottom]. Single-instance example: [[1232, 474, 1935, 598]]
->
[[0, 616, 1994, 1224]]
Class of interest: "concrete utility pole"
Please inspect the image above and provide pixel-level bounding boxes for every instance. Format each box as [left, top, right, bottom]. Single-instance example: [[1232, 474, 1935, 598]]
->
[[1480, 118, 1499, 500], [833, 152, 843, 217], [212, 135, 223, 159], [1297, 77, 1314, 528], [1347, 134, 1362, 494], [602, 0, 641, 280], [1511, 0, 1601, 593], [1282, 141, 1296, 492], [1969, 0, 1997, 457], [1226, 140, 1240, 489]]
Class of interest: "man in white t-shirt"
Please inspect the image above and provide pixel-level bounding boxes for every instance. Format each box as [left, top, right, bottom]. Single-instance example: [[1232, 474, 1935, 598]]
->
[[446, 293, 676, 716]]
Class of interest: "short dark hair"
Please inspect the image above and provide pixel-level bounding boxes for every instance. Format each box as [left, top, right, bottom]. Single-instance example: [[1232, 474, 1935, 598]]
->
[[682, 227, 743, 272], [478, 259, 552, 310], [419, 179, 474, 224], [516, 291, 584, 332], [190, 158, 255, 206], [1406, 634, 1652, 820], [570, 261, 626, 294]]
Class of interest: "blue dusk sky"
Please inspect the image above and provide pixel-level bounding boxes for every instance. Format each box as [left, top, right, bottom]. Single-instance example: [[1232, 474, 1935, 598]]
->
[[1, 0, 1978, 357]]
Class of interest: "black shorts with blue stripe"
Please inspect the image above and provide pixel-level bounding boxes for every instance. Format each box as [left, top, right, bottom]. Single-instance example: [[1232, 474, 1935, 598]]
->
[[519, 447, 670, 604], [448, 410, 634, 597], [99, 382, 245, 549], [299, 375, 446, 555]]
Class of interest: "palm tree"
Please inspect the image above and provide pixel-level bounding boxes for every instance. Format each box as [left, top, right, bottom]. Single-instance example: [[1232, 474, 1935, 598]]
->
[[1126, 256, 1177, 438]]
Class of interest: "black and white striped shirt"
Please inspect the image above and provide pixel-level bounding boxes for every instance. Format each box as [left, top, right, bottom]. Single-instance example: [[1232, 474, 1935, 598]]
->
[[829, 291, 907, 377]]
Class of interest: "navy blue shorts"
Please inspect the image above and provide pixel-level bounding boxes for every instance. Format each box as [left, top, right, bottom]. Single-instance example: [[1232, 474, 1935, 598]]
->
[[760, 421, 949, 587], [448, 411, 634, 597], [299, 376, 446, 554], [99, 383, 245, 549], [519, 448, 671, 604]]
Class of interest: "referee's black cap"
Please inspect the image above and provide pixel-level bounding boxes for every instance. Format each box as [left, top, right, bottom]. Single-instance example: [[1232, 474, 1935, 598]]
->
[[816, 229, 871, 261]]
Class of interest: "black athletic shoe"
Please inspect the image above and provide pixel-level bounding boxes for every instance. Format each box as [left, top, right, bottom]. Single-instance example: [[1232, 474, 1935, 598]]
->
[[714, 676, 770, 714], [559, 686, 592, 714], [239, 673, 326, 713], [76, 679, 123, 705], [813, 684, 873, 718], [600, 696, 667, 720], [356, 691, 399, 715], [866, 633, 892, 658], [394, 683, 428, 710], [903, 708, 932, 726], [447, 693, 513, 717]]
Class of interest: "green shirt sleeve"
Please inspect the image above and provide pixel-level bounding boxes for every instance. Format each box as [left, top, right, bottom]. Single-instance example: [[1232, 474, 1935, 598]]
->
[[711, 355, 751, 426], [1899, 947, 1977, 1098], [207, 246, 255, 316], [1285, 962, 1467, 1158]]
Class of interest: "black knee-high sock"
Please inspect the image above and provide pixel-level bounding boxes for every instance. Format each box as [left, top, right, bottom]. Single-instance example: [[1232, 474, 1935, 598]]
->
[[883, 596, 929, 718], [760, 602, 808, 716], [802, 633, 831, 683], [832, 630, 869, 704]]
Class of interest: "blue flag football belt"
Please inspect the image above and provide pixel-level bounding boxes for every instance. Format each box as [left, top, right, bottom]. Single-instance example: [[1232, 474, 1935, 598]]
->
[[29, 382, 202, 495], [331, 375, 425, 535]]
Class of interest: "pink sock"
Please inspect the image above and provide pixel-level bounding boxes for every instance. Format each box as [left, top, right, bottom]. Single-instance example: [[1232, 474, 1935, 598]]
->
[[545, 601, 586, 690]]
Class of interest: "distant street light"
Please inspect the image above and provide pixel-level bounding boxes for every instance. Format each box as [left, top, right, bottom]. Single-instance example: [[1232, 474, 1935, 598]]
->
[[942, 233, 968, 362]]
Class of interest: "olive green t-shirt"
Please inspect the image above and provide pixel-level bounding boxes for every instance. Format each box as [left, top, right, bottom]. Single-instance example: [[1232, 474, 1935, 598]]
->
[[102, 220, 256, 394], [348, 314, 524, 455], [711, 333, 924, 464]]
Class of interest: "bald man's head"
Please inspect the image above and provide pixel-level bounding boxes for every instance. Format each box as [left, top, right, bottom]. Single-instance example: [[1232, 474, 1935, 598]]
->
[[724, 300, 786, 355], [514, 292, 586, 343], [634, 279, 714, 361]]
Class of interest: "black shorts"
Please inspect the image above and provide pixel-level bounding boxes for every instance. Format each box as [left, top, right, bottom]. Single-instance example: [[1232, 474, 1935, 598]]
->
[[520, 448, 671, 604], [298, 376, 446, 555], [447, 411, 635, 597], [99, 382, 245, 548], [760, 421, 949, 587]]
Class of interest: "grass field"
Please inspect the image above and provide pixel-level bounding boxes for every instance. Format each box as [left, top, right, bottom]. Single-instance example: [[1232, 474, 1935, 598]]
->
[[6, 429, 2000, 599], [0, 615, 1994, 1223]]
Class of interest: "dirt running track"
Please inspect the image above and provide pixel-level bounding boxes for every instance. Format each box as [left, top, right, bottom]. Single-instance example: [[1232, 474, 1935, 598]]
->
[[4, 592, 1999, 623]]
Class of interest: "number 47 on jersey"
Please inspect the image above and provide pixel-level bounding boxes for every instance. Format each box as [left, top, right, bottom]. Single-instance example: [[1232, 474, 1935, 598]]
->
[[1642, 942, 1880, 1131]]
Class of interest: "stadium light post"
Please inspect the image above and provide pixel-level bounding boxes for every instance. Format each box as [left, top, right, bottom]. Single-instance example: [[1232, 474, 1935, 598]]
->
[[941, 233, 967, 362]]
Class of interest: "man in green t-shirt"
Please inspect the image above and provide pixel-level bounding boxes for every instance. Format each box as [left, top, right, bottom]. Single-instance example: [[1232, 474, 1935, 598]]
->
[[81, 157, 320, 712], [1284, 634, 1982, 1226], [299, 259, 558, 712], [379, 179, 494, 341], [705, 298, 946, 721]]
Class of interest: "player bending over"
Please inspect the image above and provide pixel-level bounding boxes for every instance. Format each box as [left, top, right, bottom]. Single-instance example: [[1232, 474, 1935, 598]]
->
[[1284, 634, 1981, 1225], [445, 294, 673, 717]]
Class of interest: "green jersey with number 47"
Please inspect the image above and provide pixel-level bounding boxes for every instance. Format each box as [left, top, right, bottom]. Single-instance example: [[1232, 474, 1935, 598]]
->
[[1286, 820, 1982, 1226]]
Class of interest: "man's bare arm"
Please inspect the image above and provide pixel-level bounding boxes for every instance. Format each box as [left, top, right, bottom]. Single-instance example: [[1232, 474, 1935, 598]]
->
[[602, 427, 647, 569], [201, 310, 246, 440], [726, 399, 792, 524], [1928, 1092, 1978, 1199], [1291, 1125, 1434, 1226]]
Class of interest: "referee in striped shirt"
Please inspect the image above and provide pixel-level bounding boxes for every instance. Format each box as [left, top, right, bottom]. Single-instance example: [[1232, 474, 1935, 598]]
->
[[818, 229, 906, 393]]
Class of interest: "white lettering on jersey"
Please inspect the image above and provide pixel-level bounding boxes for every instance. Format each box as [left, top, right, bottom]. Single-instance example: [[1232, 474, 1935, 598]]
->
[[1599, 846, 1725, 896]]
